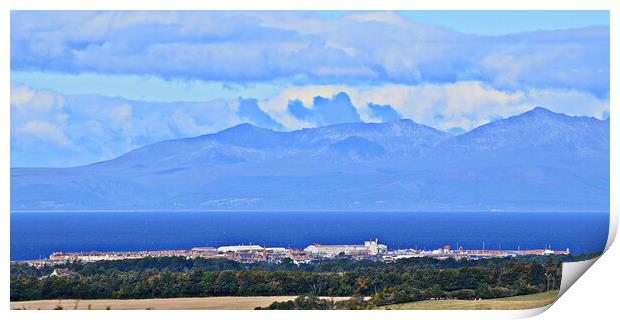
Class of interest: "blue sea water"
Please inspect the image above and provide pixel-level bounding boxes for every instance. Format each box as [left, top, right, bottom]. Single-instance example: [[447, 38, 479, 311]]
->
[[10, 211, 609, 261]]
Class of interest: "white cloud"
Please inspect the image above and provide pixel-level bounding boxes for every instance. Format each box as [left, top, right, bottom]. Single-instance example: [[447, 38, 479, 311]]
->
[[14, 120, 73, 148], [108, 104, 132, 123], [11, 84, 244, 166], [10, 82, 609, 167], [11, 84, 73, 150], [11, 84, 65, 116], [10, 84, 36, 106], [524, 88, 609, 118], [11, 11, 609, 95], [344, 11, 411, 27], [257, 81, 610, 131], [170, 109, 216, 136]]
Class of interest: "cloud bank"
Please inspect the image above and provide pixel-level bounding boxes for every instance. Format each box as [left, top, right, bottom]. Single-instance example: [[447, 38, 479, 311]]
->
[[11, 82, 609, 167], [11, 11, 609, 96]]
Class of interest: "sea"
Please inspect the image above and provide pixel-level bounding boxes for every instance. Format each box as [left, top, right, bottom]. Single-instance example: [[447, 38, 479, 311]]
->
[[10, 211, 610, 261]]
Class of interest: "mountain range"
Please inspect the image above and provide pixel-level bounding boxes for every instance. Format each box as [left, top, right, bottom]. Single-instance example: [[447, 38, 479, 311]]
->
[[10, 107, 610, 212]]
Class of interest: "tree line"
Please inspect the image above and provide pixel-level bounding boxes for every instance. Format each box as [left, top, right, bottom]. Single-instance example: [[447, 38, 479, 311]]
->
[[11, 255, 565, 306], [12, 251, 594, 278]]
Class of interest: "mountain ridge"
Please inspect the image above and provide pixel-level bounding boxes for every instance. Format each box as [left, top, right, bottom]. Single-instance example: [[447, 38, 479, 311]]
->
[[10, 107, 610, 212]]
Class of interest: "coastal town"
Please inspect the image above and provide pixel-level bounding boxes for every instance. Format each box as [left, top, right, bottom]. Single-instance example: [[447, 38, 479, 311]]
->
[[14, 239, 571, 269]]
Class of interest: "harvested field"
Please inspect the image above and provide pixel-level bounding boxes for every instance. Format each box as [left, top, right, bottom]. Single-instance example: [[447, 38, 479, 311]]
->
[[379, 290, 559, 310], [11, 296, 352, 310]]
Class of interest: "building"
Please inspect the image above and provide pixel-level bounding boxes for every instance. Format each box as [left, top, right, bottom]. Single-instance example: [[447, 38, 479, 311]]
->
[[49, 268, 75, 277], [304, 239, 387, 258], [217, 245, 264, 253], [266, 247, 288, 256], [191, 247, 218, 256], [364, 239, 387, 255]]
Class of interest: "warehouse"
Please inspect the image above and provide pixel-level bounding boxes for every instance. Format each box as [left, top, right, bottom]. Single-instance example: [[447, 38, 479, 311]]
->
[[190, 247, 218, 257], [304, 239, 387, 258], [217, 245, 264, 253]]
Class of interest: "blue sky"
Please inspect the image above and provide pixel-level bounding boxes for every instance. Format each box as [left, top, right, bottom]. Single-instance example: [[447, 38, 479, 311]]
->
[[10, 11, 610, 167]]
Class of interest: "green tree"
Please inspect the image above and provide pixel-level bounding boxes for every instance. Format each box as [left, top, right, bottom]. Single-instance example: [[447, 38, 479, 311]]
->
[[475, 282, 491, 299]]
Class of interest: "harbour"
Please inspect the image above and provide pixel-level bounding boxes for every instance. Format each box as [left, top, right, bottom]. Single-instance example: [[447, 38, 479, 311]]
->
[[15, 239, 572, 269]]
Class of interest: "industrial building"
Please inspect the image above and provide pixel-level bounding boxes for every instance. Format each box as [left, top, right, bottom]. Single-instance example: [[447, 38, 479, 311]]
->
[[304, 239, 387, 258], [216, 245, 264, 253], [266, 247, 288, 253], [190, 247, 218, 257], [191, 247, 217, 253]]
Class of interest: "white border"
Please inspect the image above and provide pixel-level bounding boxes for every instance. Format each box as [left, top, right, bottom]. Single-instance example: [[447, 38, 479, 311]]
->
[[1, 1, 616, 320]]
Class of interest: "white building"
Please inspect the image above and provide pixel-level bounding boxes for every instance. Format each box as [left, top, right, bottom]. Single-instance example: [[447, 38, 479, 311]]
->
[[217, 245, 264, 253], [304, 239, 387, 258], [50, 268, 74, 277], [192, 247, 217, 252]]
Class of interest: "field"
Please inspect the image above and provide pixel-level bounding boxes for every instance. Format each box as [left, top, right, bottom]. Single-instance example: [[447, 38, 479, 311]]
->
[[379, 290, 560, 310], [10, 296, 352, 310], [11, 291, 559, 310]]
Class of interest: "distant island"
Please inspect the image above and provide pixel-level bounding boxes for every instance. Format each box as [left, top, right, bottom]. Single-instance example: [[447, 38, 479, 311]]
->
[[11, 107, 610, 212]]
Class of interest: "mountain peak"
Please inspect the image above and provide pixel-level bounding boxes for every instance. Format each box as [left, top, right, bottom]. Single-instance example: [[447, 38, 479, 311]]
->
[[511, 107, 571, 119], [392, 118, 417, 126], [221, 123, 263, 132], [440, 105, 610, 156], [520, 106, 560, 118], [210, 122, 288, 149], [492, 106, 565, 126], [513, 107, 607, 124], [214, 122, 280, 137]]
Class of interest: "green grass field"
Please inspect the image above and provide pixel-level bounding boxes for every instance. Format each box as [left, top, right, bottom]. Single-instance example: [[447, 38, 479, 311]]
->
[[379, 290, 559, 310]]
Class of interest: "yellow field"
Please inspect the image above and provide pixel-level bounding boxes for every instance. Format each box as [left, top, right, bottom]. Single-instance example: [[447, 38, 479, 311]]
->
[[379, 290, 560, 310], [11, 291, 559, 310], [11, 296, 352, 310]]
